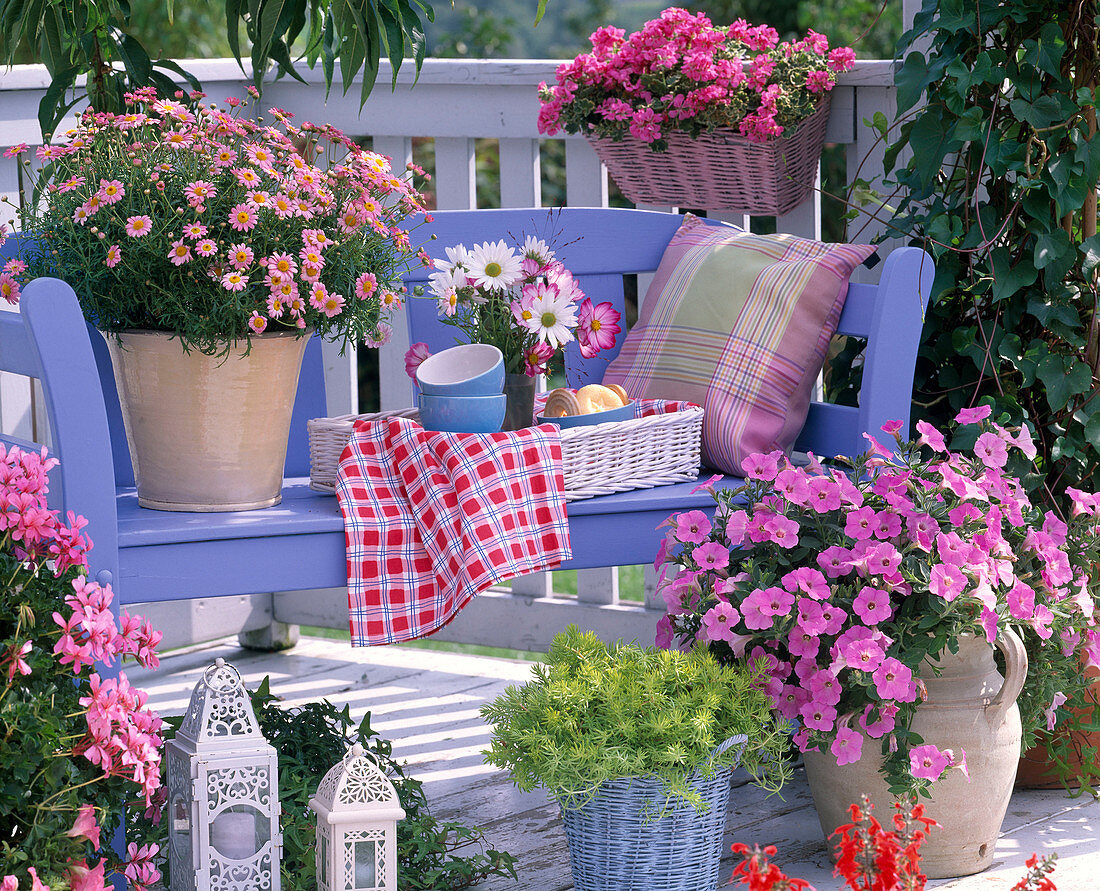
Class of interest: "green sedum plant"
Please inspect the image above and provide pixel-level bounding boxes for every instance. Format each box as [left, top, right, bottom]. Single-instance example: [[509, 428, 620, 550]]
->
[[481, 625, 792, 809]]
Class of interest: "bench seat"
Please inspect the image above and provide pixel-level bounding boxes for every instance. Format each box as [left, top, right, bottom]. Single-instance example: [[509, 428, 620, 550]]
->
[[112, 473, 741, 603]]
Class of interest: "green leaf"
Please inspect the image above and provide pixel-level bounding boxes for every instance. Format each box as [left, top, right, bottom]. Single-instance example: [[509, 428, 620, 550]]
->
[[225, 0, 245, 72], [1010, 94, 1071, 130], [1037, 354, 1092, 411], [117, 34, 153, 84], [1082, 235, 1100, 279], [896, 51, 930, 115], [534, 0, 547, 24], [1034, 229, 1073, 270], [990, 248, 1038, 302], [1022, 22, 1067, 77], [37, 64, 81, 139]]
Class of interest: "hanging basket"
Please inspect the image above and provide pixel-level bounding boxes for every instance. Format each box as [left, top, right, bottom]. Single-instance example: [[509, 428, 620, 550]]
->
[[586, 94, 831, 216]]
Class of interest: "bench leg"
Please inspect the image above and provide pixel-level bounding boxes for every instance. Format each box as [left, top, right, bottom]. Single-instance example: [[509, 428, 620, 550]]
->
[[238, 593, 300, 651]]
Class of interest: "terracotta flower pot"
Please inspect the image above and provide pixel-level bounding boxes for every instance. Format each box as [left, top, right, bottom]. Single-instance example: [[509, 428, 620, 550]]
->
[[1016, 661, 1100, 789], [802, 630, 1027, 879], [106, 330, 309, 511]]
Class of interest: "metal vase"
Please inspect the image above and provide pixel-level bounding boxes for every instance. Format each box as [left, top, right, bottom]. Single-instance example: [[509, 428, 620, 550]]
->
[[105, 330, 309, 511], [502, 372, 537, 431]]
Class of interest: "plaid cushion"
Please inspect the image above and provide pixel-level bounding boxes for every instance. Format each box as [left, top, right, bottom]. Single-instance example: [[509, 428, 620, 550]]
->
[[603, 215, 875, 474]]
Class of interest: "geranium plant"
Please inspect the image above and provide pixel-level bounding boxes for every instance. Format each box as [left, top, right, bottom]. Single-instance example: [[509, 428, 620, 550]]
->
[[657, 406, 1100, 790], [416, 234, 620, 376], [536, 7, 856, 148], [0, 444, 164, 888], [3, 86, 429, 355]]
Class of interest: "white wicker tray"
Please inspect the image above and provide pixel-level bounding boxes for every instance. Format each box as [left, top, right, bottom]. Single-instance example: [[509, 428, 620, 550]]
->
[[307, 405, 703, 502]]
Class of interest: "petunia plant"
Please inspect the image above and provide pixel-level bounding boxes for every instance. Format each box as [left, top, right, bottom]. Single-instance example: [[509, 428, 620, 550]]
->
[[3, 86, 430, 356], [656, 405, 1100, 792], [412, 234, 620, 377], [0, 443, 165, 888]]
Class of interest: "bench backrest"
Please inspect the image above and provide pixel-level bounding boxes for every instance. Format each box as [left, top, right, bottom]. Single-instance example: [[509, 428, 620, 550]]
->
[[404, 208, 933, 462], [0, 235, 329, 513]]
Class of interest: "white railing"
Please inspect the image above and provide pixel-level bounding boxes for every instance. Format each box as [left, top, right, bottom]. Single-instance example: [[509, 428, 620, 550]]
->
[[0, 58, 898, 651]]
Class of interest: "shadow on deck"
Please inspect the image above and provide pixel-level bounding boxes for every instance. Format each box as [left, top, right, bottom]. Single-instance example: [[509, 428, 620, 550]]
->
[[129, 636, 1100, 891]]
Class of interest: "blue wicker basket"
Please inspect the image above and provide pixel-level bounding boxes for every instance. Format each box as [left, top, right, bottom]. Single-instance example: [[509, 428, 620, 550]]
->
[[557, 736, 747, 891]]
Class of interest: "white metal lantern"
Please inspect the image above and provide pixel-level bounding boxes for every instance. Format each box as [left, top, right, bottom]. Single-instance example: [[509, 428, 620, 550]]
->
[[309, 743, 406, 891], [166, 657, 282, 891]]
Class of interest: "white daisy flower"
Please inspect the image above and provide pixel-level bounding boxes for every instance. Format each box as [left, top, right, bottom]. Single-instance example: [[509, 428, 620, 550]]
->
[[524, 282, 578, 348], [465, 239, 522, 291], [522, 235, 554, 264], [433, 243, 471, 273], [428, 266, 468, 299]]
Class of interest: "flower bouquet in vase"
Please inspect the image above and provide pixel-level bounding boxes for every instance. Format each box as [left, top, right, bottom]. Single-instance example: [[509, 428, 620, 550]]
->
[[656, 406, 1100, 878], [408, 234, 621, 430], [537, 8, 855, 215], [4, 87, 428, 511]]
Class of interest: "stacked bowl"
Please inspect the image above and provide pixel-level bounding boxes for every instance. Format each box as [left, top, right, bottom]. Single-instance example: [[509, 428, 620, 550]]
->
[[415, 344, 507, 433]]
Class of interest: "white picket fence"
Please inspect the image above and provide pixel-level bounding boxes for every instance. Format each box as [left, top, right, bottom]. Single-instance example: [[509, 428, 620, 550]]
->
[[0, 57, 899, 651]]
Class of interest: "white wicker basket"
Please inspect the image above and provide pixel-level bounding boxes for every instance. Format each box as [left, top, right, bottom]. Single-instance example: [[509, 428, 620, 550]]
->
[[307, 405, 703, 502]]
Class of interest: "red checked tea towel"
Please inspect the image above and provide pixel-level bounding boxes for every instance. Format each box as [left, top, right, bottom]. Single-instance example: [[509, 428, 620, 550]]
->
[[336, 417, 572, 646]]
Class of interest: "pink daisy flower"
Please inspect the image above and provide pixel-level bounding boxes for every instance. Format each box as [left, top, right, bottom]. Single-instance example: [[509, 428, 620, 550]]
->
[[320, 290, 345, 318], [248, 312, 268, 334], [97, 179, 125, 204], [125, 215, 153, 238], [184, 180, 215, 207], [266, 252, 298, 277], [577, 298, 622, 356], [167, 239, 192, 266], [246, 190, 271, 209], [183, 223, 208, 240], [220, 270, 247, 292], [105, 244, 122, 268], [0, 272, 21, 305], [229, 204, 257, 232], [195, 239, 218, 257], [523, 341, 554, 376], [228, 244, 254, 270]]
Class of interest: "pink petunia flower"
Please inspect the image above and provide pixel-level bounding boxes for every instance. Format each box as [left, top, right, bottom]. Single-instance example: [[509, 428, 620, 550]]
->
[[702, 600, 741, 643], [853, 586, 892, 624], [974, 431, 1009, 468], [675, 510, 712, 544], [830, 723, 863, 766], [955, 404, 992, 425], [873, 657, 916, 701], [909, 743, 953, 781], [693, 540, 730, 571]]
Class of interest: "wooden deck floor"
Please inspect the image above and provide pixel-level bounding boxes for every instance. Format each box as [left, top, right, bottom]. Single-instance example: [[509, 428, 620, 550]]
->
[[130, 635, 1100, 891]]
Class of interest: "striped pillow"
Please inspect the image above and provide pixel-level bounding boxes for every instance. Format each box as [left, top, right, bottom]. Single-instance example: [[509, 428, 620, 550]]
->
[[603, 215, 875, 475]]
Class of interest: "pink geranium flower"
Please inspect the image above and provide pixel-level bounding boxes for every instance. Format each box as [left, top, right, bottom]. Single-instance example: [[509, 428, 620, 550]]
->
[[67, 803, 102, 849]]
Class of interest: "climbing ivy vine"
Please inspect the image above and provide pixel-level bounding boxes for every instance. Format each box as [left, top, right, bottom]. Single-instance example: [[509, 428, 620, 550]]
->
[[885, 0, 1100, 507]]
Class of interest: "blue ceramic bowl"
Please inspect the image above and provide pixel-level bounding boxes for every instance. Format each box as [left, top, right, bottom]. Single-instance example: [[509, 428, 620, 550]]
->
[[415, 343, 505, 396], [418, 392, 508, 433], [537, 402, 636, 429]]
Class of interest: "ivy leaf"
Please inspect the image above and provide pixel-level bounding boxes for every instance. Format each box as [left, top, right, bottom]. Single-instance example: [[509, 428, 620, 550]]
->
[[990, 248, 1038, 302], [1010, 94, 1071, 129], [1081, 234, 1100, 278], [896, 52, 930, 116], [1034, 229, 1073, 270], [1037, 354, 1092, 411], [1022, 22, 1067, 77]]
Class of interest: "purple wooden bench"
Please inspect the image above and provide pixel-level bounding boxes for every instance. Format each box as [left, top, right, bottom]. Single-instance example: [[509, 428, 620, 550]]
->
[[0, 207, 932, 615]]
